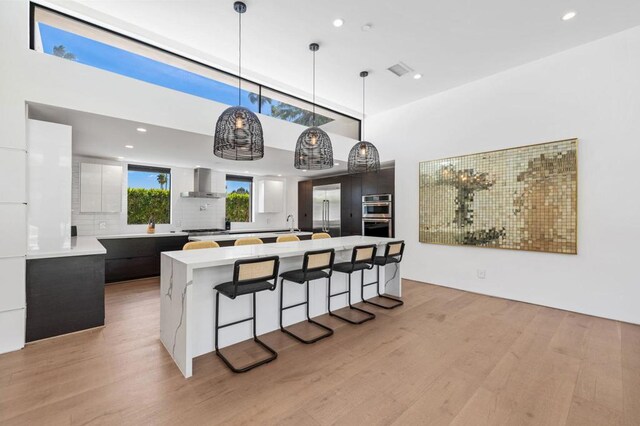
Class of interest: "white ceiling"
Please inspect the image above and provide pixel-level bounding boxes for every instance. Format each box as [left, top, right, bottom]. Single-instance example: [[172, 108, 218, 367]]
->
[[50, 0, 640, 116], [27, 103, 368, 177]]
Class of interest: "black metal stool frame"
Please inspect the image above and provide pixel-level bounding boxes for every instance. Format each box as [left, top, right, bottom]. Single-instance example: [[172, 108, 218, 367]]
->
[[361, 241, 405, 310], [214, 256, 280, 373], [279, 249, 335, 344], [328, 244, 377, 325]]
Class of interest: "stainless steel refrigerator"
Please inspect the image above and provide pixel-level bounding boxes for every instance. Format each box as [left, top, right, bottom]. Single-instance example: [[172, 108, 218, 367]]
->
[[313, 183, 341, 237]]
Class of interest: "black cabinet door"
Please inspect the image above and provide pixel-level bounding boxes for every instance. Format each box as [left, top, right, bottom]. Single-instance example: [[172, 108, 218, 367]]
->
[[350, 174, 363, 235], [340, 174, 352, 235], [105, 256, 158, 283], [100, 235, 189, 283], [26, 255, 105, 342], [100, 237, 156, 260], [156, 235, 189, 253], [362, 172, 378, 195], [377, 168, 395, 195], [298, 180, 313, 231]]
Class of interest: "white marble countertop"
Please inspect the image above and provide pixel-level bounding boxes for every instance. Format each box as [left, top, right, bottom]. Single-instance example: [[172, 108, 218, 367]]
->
[[27, 237, 107, 260], [163, 236, 397, 269], [190, 231, 312, 242], [95, 232, 188, 240]]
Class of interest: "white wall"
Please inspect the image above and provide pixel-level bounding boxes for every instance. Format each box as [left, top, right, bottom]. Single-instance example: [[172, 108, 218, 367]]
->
[[368, 25, 640, 324]]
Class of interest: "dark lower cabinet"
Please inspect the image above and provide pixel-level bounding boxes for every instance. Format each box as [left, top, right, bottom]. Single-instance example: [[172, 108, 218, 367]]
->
[[99, 235, 188, 283], [26, 254, 105, 342]]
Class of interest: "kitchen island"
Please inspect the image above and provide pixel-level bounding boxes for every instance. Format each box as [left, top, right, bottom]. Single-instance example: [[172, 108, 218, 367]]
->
[[160, 236, 402, 378]]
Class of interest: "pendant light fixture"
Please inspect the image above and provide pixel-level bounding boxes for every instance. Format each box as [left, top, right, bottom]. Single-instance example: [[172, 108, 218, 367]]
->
[[348, 71, 380, 174], [213, 1, 264, 161], [294, 43, 333, 170]]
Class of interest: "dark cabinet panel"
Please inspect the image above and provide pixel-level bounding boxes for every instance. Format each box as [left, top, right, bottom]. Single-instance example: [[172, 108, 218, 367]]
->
[[362, 172, 378, 195], [99, 237, 156, 259], [298, 180, 313, 231], [377, 168, 395, 195], [99, 235, 188, 283], [26, 255, 105, 342], [297, 167, 394, 237], [350, 175, 362, 235], [340, 175, 352, 235], [105, 256, 158, 283]]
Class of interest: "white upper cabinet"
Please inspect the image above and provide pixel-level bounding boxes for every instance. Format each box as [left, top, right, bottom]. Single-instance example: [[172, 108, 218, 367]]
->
[[258, 179, 284, 213], [27, 119, 72, 252], [80, 163, 122, 213], [80, 163, 102, 213], [101, 165, 123, 213]]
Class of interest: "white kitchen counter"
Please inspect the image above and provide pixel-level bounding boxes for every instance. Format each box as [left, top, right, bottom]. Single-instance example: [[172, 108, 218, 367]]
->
[[160, 236, 402, 377], [96, 232, 188, 239], [27, 237, 106, 260], [189, 231, 312, 243]]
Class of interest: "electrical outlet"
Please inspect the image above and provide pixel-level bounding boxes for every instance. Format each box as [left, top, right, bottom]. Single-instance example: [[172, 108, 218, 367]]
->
[[99, 221, 106, 230], [477, 269, 486, 279]]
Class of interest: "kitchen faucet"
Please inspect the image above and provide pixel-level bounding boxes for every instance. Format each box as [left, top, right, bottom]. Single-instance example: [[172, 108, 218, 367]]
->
[[286, 214, 295, 232]]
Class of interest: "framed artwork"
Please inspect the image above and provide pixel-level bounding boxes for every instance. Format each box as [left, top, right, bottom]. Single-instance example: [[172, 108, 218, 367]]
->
[[419, 139, 577, 254]]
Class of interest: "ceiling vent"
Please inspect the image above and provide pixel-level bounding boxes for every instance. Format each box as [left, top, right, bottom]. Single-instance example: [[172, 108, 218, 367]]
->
[[387, 62, 413, 77]]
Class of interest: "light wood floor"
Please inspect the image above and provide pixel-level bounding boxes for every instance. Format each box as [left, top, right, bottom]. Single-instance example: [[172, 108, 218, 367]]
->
[[0, 278, 638, 425]]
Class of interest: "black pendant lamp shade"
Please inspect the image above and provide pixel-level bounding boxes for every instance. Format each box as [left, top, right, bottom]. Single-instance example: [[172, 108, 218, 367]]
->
[[348, 71, 380, 174], [294, 43, 333, 170], [214, 1, 264, 161]]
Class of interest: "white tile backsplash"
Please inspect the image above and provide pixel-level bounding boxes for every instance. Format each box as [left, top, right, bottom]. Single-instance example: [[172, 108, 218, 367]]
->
[[71, 156, 301, 235]]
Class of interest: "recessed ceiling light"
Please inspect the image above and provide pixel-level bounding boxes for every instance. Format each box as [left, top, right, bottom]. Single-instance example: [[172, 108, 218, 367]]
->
[[195, 165, 201, 168], [302, 169, 307, 172], [361, 24, 372, 31], [125, 145, 134, 149], [333, 18, 344, 27], [334, 162, 340, 166], [562, 11, 577, 21], [413, 73, 422, 80], [277, 174, 282, 177], [136, 127, 147, 133]]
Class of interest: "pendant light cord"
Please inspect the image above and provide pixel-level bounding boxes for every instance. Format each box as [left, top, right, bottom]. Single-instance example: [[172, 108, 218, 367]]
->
[[362, 74, 366, 141], [312, 48, 316, 127], [238, 9, 242, 106]]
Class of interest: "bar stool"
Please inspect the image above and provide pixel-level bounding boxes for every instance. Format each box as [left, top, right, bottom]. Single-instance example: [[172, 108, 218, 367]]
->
[[276, 234, 300, 243], [234, 237, 263, 246], [311, 232, 331, 240], [214, 256, 280, 373], [328, 245, 377, 324], [361, 241, 405, 310], [279, 249, 335, 344], [183, 241, 220, 250]]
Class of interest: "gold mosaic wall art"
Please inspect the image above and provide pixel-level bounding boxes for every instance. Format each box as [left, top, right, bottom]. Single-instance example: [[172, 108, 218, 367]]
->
[[419, 139, 577, 254]]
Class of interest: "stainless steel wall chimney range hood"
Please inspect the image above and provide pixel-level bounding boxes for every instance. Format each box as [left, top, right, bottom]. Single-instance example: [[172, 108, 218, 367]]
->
[[180, 168, 226, 199]]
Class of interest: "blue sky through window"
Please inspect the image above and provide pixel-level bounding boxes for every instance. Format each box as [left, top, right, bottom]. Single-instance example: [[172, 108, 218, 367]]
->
[[36, 20, 340, 128], [38, 22, 259, 112], [128, 171, 170, 190], [226, 180, 251, 194]]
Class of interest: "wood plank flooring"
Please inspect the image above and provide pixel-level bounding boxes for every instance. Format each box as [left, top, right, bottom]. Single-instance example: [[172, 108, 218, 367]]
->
[[0, 278, 638, 425]]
